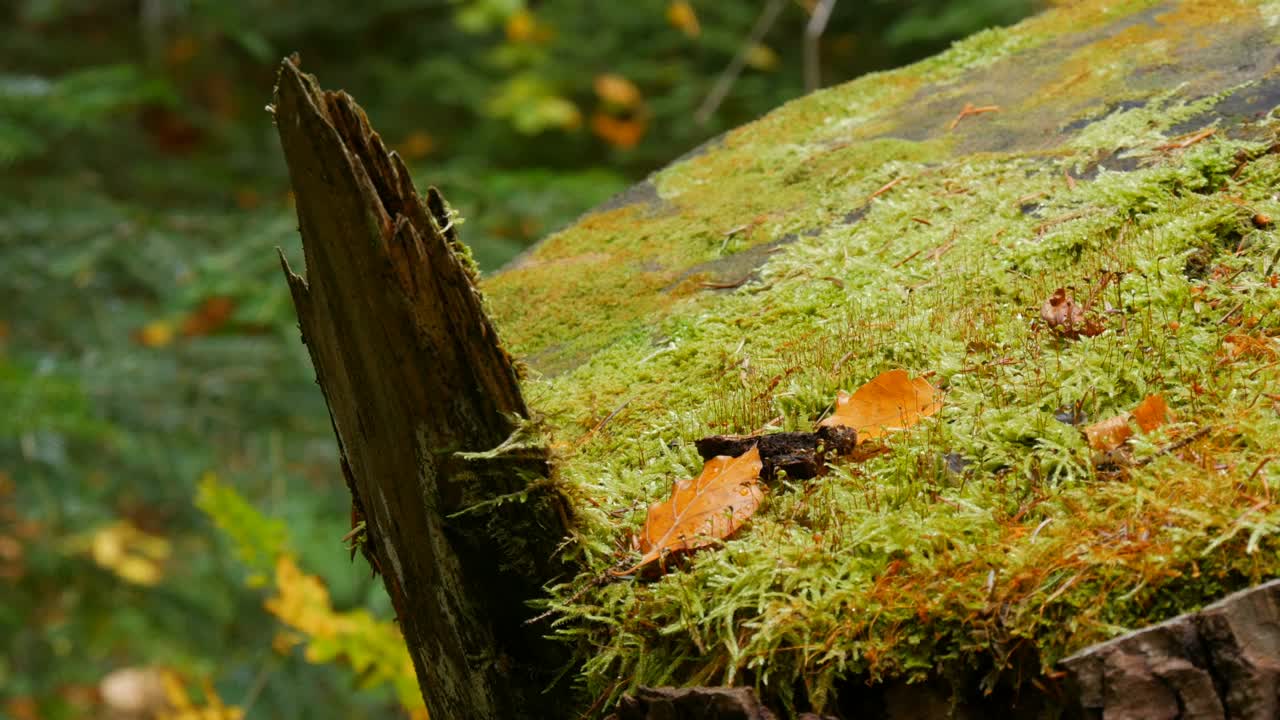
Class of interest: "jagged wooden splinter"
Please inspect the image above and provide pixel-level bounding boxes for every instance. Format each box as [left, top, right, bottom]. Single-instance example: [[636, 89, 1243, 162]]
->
[[271, 58, 571, 720]]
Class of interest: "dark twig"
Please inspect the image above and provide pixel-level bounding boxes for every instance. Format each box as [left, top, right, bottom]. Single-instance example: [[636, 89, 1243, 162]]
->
[[1134, 426, 1212, 467], [804, 0, 837, 93], [695, 0, 787, 124]]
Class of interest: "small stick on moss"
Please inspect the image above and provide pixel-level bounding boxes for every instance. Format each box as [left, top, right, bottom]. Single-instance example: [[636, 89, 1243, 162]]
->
[[1218, 301, 1245, 325], [1154, 127, 1215, 150], [1035, 210, 1091, 236], [869, 176, 906, 200], [700, 277, 751, 290], [1246, 456, 1276, 502], [926, 233, 956, 261], [525, 571, 612, 624], [577, 398, 632, 447], [892, 248, 924, 268], [1134, 426, 1212, 467], [1030, 517, 1054, 542], [1261, 244, 1280, 277], [1016, 191, 1048, 206], [948, 102, 1000, 130]]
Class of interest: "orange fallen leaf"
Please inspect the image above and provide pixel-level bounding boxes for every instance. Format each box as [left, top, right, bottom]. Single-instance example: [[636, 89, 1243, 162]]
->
[[1041, 287, 1103, 339], [819, 369, 943, 443], [233, 188, 261, 210], [398, 130, 435, 161], [180, 296, 236, 337], [1131, 394, 1171, 433], [591, 112, 647, 149], [1222, 333, 1277, 360], [1084, 394, 1172, 452], [165, 35, 200, 67], [1084, 414, 1134, 451], [615, 446, 763, 575], [4, 697, 38, 720]]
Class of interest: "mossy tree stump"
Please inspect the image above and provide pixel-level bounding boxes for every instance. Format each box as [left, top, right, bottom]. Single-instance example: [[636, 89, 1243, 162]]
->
[[272, 60, 572, 720]]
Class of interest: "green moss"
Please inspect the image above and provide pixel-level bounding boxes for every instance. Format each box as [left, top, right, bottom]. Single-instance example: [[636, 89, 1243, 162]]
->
[[478, 0, 1280, 714]]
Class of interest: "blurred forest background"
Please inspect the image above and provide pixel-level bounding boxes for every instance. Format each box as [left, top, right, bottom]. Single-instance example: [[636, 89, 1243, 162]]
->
[[1, 1, 1041, 717]]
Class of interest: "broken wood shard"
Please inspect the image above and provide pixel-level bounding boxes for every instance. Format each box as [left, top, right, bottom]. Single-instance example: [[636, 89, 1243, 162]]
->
[[272, 58, 571, 720]]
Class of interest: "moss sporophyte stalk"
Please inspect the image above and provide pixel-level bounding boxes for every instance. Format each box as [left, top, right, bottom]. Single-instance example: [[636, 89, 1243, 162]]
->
[[478, 0, 1280, 711]]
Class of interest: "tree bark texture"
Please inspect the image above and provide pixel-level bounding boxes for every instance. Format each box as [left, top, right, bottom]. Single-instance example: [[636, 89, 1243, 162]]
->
[[272, 59, 573, 720], [1062, 579, 1280, 720]]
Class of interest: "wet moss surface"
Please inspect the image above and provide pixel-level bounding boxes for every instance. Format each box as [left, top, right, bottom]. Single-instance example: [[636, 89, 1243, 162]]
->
[[480, 0, 1280, 714]]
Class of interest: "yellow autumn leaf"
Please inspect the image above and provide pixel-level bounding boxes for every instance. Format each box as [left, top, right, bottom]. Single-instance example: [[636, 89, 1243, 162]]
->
[[505, 8, 553, 44], [745, 43, 779, 71], [136, 320, 175, 348], [158, 671, 243, 720], [272, 630, 302, 656], [594, 73, 642, 109], [666, 0, 700, 37], [87, 520, 171, 586], [505, 9, 536, 41]]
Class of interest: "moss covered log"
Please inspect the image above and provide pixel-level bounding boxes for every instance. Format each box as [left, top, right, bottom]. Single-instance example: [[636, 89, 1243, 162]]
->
[[274, 0, 1280, 716], [478, 0, 1280, 714]]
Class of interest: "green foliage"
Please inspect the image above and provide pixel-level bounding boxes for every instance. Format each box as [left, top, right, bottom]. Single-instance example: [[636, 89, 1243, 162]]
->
[[0, 64, 174, 165], [0, 358, 111, 439], [197, 474, 423, 715], [196, 472, 290, 578]]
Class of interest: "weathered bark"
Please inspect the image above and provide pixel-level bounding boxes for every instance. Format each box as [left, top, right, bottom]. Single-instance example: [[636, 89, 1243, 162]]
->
[[271, 59, 573, 719], [1062, 579, 1280, 720]]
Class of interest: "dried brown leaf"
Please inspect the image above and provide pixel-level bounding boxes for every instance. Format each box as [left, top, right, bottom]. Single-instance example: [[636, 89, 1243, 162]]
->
[[1041, 287, 1103, 339], [614, 446, 764, 575], [818, 369, 942, 443], [1084, 414, 1134, 452], [1131, 394, 1171, 433], [1084, 394, 1173, 452], [1222, 333, 1278, 360]]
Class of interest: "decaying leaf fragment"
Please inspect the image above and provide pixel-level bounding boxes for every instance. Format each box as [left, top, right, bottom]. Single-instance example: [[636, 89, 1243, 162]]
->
[[1041, 287, 1104, 339], [614, 446, 764, 575], [693, 426, 856, 480], [819, 369, 942, 443], [1222, 333, 1278, 360], [1084, 394, 1172, 452]]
